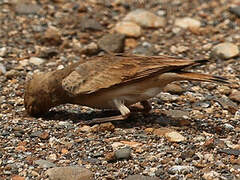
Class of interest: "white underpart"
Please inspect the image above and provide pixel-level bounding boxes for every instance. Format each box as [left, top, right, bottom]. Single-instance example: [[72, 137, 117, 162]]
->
[[113, 99, 130, 116]]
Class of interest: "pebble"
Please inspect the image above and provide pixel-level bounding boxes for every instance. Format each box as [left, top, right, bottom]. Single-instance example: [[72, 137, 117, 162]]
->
[[12, 175, 25, 180], [79, 17, 103, 31], [223, 123, 234, 130], [216, 96, 237, 110], [115, 21, 142, 37], [29, 57, 45, 66], [211, 42, 239, 59], [163, 84, 185, 94], [219, 149, 240, 156], [15, 3, 41, 14], [153, 128, 185, 142], [46, 166, 93, 180], [111, 142, 124, 149], [123, 9, 166, 28], [80, 42, 99, 55], [115, 147, 131, 160], [132, 44, 155, 56], [98, 33, 125, 53], [0, 63, 6, 74], [175, 17, 201, 29], [168, 165, 195, 174], [164, 110, 189, 120], [0, 47, 7, 57], [157, 92, 179, 102], [202, 171, 220, 180], [229, 6, 240, 17], [5, 69, 19, 79], [34, 159, 56, 168], [41, 27, 62, 46], [125, 175, 160, 180], [229, 90, 240, 102], [78, 125, 91, 133]]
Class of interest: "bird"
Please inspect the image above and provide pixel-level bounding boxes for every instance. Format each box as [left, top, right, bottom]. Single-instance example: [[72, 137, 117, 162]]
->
[[24, 54, 228, 124]]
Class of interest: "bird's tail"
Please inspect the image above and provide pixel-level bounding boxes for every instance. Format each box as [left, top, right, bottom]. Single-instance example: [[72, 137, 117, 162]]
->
[[176, 71, 229, 84]]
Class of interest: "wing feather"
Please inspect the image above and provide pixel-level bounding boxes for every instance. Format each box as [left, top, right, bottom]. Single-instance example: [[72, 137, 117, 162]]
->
[[62, 54, 200, 95]]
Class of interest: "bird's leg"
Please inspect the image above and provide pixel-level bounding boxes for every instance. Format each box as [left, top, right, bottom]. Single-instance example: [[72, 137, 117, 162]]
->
[[83, 99, 131, 125], [130, 100, 152, 113]]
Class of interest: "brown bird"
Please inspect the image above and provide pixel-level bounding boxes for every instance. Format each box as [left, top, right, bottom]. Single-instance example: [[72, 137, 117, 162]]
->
[[24, 54, 228, 124]]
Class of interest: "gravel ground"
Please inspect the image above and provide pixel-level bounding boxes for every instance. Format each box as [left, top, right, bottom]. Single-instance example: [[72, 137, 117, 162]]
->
[[0, 0, 240, 179]]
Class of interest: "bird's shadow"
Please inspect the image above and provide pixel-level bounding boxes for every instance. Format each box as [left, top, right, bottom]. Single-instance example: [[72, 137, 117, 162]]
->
[[42, 108, 227, 135]]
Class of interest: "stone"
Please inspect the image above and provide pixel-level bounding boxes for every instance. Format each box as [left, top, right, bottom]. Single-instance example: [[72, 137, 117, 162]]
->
[[164, 110, 189, 120], [153, 128, 185, 142], [80, 42, 99, 55], [229, 90, 240, 103], [29, 57, 45, 66], [15, 3, 41, 14], [46, 166, 93, 180], [120, 141, 142, 148], [79, 17, 103, 31], [34, 159, 56, 168], [229, 6, 240, 17], [223, 123, 234, 130], [12, 176, 25, 180], [5, 69, 19, 79], [175, 17, 201, 29], [202, 171, 220, 180], [165, 131, 186, 142], [0, 47, 7, 57], [111, 142, 124, 149], [115, 21, 141, 37], [125, 175, 160, 180], [163, 84, 185, 94], [216, 96, 237, 109], [123, 9, 166, 28], [219, 149, 240, 156], [78, 125, 91, 133], [211, 42, 239, 59], [105, 152, 116, 162], [132, 44, 155, 56], [168, 165, 195, 174], [98, 33, 125, 53], [115, 147, 131, 160], [125, 38, 138, 48], [157, 92, 179, 102], [98, 122, 115, 132], [0, 63, 6, 74], [41, 27, 62, 46]]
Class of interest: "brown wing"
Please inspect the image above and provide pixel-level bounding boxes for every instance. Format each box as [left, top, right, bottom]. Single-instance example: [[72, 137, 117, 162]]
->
[[62, 54, 204, 95]]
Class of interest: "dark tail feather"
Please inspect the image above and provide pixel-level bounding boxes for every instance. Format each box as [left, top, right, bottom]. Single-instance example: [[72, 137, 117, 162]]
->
[[177, 72, 229, 84]]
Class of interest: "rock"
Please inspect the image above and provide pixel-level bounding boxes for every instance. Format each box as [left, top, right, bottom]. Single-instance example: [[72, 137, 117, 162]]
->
[[153, 127, 185, 142], [223, 123, 234, 130], [123, 9, 166, 28], [168, 165, 195, 174], [164, 110, 189, 120], [165, 131, 186, 142], [229, 6, 240, 17], [0, 63, 6, 74], [5, 69, 19, 79], [132, 44, 155, 56], [29, 57, 45, 66], [30, 131, 50, 140], [0, 47, 7, 57], [175, 17, 201, 29], [216, 96, 237, 110], [202, 171, 220, 180], [111, 142, 124, 149], [78, 125, 91, 133], [120, 141, 142, 148], [115, 21, 141, 37], [211, 42, 239, 60], [46, 166, 93, 180], [80, 17, 103, 31], [98, 122, 115, 132], [125, 38, 138, 48], [157, 92, 178, 102], [115, 147, 131, 160], [38, 48, 58, 59], [34, 159, 56, 168], [41, 27, 62, 46], [98, 33, 125, 53], [170, 45, 189, 54], [11, 175, 25, 180], [125, 175, 160, 180], [163, 84, 185, 94], [219, 149, 240, 156], [80, 42, 99, 55], [229, 90, 240, 103], [105, 152, 116, 162], [15, 3, 41, 14]]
